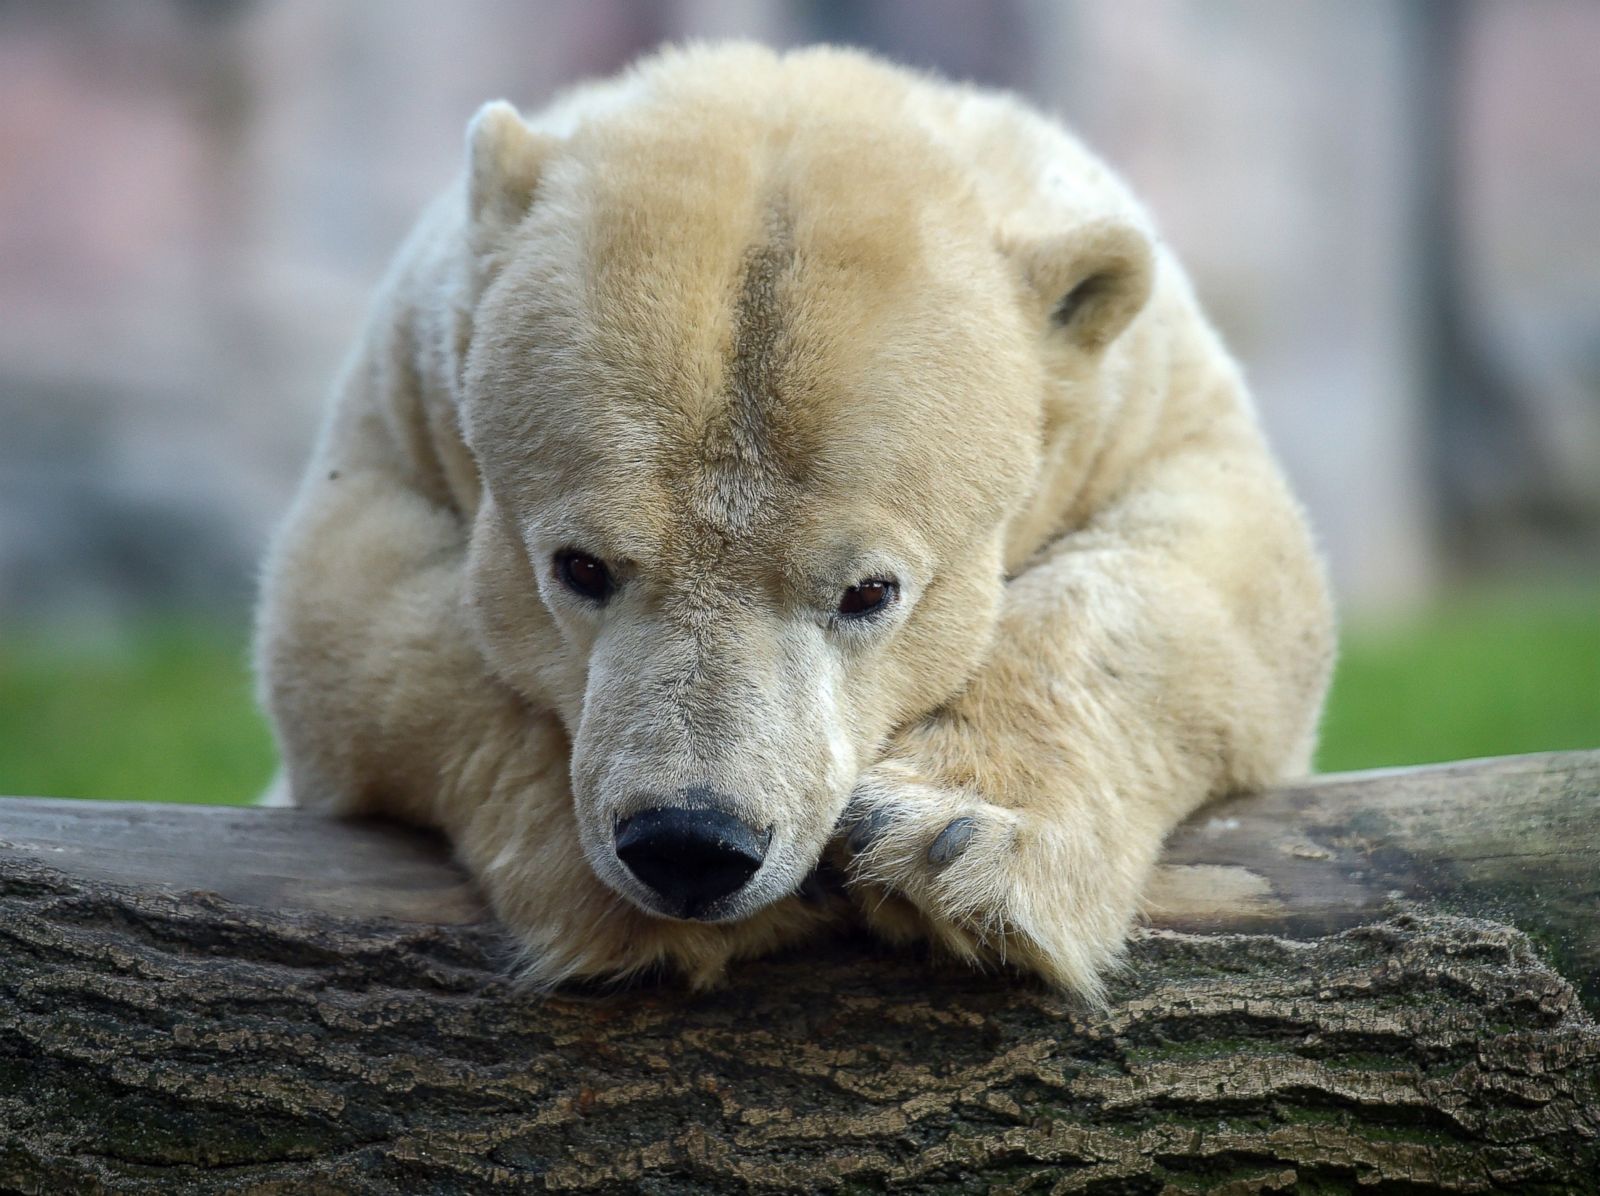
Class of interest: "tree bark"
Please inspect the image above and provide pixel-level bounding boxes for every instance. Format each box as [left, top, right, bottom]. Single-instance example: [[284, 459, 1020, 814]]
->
[[0, 751, 1596, 1193]]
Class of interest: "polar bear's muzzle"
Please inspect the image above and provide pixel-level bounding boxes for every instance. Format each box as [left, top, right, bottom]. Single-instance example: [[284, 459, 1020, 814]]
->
[[613, 803, 772, 921], [567, 613, 857, 925]]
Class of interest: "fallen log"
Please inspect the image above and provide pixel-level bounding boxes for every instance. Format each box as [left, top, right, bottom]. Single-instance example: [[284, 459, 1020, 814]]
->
[[0, 750, 1596, 1193]]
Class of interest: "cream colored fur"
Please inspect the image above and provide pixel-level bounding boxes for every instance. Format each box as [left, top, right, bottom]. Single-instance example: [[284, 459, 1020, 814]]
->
[[255, 44, 1334, 997]]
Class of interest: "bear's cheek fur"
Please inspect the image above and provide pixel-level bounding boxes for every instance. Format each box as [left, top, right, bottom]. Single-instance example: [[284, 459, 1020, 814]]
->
[[898, 561, 1006, 720], [462, 497, 590, 728]]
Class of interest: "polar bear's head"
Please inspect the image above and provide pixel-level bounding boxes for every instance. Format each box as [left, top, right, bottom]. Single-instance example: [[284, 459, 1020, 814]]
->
[[455, 68, 1152, 927]]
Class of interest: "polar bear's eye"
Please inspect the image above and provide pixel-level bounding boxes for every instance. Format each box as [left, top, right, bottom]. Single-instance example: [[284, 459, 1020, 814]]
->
[[555, 550, 615, 605], [837, 579, 897, 618]]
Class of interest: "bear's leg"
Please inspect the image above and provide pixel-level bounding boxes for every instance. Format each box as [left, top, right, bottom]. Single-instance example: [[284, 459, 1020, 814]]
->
[[839, 420, 1334, 998], [840, 729, 1161, 1001]]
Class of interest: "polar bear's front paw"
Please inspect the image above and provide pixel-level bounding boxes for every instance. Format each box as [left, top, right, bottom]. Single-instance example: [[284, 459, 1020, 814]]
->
[[843, 763, 1019, 886], [838, 760, 1135, 1000], [840, 765, 1025, 962]]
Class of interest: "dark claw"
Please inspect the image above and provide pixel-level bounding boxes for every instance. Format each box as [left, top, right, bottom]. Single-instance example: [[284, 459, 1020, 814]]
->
[[928, 816, 977, 865], [845, 807, 891, 855]]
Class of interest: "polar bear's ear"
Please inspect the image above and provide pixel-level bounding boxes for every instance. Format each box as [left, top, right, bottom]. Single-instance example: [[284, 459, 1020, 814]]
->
[[466, 100, 555, 249], [1006, 220, 1155, 353]]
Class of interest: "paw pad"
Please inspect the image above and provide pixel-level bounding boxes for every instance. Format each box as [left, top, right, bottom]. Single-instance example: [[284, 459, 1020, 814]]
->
[[927, 816, 977, 865]]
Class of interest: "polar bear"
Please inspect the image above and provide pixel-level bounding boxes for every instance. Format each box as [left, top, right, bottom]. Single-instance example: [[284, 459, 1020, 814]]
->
[[255, 43, 1334, 998]]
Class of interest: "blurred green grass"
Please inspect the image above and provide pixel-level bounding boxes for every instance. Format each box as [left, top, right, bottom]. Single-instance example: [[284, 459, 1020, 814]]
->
[[0, 622, 276, 805], [1316, 585, 1599, 773], [0, 587, 1596, 805]]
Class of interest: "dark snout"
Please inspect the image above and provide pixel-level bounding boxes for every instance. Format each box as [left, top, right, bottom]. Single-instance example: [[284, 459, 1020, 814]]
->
[[614, 803, 770, 920]]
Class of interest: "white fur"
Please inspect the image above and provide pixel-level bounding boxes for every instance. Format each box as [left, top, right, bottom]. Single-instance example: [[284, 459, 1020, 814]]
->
[[255, 44, 1334, 994]]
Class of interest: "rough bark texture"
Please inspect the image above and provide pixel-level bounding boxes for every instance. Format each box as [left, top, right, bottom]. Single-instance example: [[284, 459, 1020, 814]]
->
[[0, 751, 1596, 1193]]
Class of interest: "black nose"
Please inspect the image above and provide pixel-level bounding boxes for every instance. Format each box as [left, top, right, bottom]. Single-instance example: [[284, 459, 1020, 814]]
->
[[614, 806, 768, 919]]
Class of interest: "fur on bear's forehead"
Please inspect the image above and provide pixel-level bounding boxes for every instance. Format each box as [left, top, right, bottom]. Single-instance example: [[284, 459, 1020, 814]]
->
[[491, 118, 1041, 563]]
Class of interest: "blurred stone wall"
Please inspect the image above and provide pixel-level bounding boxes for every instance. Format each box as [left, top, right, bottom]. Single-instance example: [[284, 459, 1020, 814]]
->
[[1, 0, 1595, 627]]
